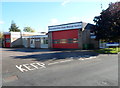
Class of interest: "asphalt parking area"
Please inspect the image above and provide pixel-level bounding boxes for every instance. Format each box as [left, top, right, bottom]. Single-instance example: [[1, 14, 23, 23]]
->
[[2, 48, 98, 73], [1, 48, 118, 86]]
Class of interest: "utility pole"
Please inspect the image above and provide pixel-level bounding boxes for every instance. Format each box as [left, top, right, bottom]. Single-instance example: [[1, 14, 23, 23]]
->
[[101, 0, 103, 11]]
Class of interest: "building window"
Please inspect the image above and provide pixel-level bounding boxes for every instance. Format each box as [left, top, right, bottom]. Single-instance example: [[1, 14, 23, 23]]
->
[[68, 39, 73, 43], [46, 40, 48, 44], [30, 39, 34, 44], [35, 39, 40, 41], [53, 40, 60, 44], [5, 38, 10, 43], [73, 38, 78, 43], [40, 37, 48, 44], [68, 38, 78, 43], [90, 30, 95, 35], [44, 39, 48, 44], [60, 39, 67, 44]]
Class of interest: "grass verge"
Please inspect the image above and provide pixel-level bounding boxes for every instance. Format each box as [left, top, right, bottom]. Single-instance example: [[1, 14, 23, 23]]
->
[[94, 47, 120, 54]]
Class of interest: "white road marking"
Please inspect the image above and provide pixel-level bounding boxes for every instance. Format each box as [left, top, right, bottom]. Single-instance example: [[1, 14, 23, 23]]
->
[[16, 56, 97, 72], [79, 59, 85, 60], [59, 59, 73, 63], [16, 65, 28, 72], [48, 62, 59, 65], [16, 62, 46, 72], [30, 63, 39, 69], [79, 56, 97, 60], [48, 59, 73, 65], [36, 63, 46, 68], [23, 64, 35, 71]]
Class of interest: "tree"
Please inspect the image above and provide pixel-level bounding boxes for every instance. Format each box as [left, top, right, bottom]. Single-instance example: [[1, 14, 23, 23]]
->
[[0, 32, 3, 38], [93, 2, 120, 42], [0, 32, 3, 47], [9, 21, 21, 32], [23, 27, 35, 32]]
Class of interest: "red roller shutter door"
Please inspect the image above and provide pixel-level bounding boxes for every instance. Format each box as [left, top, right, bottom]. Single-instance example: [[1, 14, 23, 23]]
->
[[4, 34, 11, 47], [52, 29, 79, 49]]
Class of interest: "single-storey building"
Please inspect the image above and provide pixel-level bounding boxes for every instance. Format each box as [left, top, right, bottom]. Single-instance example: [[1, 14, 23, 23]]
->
[[3, 32, 23, 48], [48, 21, 99, 49], [22, 35, 48, 48], [3, 32, 48, 48]]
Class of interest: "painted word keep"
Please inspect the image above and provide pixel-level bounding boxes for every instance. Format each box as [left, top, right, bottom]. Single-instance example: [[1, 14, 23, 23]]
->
[[16, 63, 46, 72]]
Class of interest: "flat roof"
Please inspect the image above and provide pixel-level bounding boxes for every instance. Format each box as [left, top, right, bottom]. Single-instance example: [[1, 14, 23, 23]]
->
[[22, 35, 48, 38], [3, 32, 46, 35]]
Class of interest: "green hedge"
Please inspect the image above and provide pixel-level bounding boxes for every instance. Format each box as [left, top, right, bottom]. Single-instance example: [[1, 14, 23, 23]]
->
[[95, 48, 120, 54], [83, 44, 94, 49]]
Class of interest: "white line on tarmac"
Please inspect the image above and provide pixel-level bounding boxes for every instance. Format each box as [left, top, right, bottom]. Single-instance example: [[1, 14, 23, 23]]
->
[[48, 59, 73, 65], [16, 62, 46, 72], [78, 56, 97, 60], [59, 59, 73, 63], [48, 61, 59, 65], [79, 58, 85, 60]]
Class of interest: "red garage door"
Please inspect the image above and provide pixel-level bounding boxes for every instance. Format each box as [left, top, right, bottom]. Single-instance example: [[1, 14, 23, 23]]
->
[[52, 29, 79, 49], [4, 34, 11, 47]]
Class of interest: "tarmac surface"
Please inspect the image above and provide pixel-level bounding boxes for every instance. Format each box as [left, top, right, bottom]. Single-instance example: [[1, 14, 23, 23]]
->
[[1, 48, 119, 86]]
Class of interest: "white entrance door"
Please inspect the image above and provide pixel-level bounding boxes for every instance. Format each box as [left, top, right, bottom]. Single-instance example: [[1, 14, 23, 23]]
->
[[40, 38, 48, 48], [30, 38, 35, 48]]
